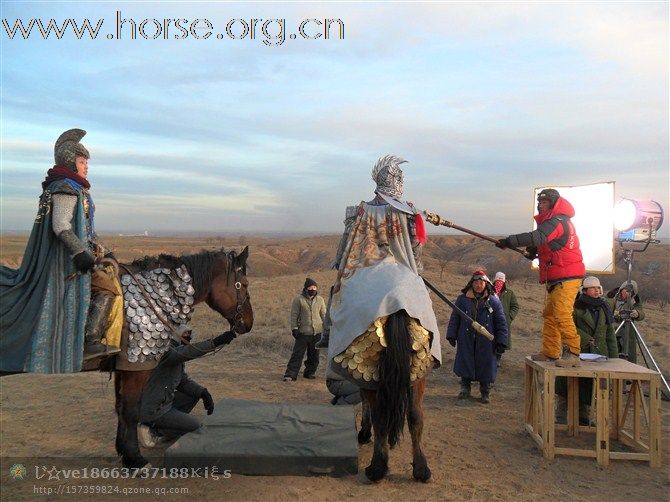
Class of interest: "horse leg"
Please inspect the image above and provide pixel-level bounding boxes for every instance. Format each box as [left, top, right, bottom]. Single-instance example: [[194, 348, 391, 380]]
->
[[408, 377, 431, 482], [114, 371, 126, 456], [115, 370, 151, 468], [363, 389, 389, 482], [358, 394, 372, 445]]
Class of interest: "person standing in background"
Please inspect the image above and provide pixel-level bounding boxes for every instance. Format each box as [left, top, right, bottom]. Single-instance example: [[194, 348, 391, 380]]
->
[[283, 278, 326, 381], [492, 271, 519, 367]]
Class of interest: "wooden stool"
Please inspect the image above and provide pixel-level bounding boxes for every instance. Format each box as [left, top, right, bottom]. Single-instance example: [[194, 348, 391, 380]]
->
[[524, 357, 661, 467]]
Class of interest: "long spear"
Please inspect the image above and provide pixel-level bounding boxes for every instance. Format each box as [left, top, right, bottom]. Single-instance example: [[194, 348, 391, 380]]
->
[[423, 210, 530, 258], [422, 278, 494, 341]]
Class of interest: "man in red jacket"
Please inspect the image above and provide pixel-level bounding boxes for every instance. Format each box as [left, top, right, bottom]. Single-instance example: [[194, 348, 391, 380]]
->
[[498, 189, 585, 367]]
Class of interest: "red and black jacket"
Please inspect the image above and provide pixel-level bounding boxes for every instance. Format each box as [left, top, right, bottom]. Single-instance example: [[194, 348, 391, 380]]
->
[[507, 197, 585, 284]]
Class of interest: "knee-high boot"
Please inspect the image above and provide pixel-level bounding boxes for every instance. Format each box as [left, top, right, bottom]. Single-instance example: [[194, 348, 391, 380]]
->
[[84, 293, 119, 360]]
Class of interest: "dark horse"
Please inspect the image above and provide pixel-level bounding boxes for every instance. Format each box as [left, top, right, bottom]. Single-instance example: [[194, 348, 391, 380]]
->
[[108, 247, 253, 468], [356, 310, 431, 483]]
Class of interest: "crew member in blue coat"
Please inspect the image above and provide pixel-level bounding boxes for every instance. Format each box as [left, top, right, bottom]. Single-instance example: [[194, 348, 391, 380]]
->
[[446, 270, 508, 403]]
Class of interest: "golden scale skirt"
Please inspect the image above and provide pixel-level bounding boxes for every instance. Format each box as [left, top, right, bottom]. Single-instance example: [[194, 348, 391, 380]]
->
[[333, 315, 433, 384]]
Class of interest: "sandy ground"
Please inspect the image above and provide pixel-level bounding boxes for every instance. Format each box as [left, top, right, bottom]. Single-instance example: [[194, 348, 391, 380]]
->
[[1, 247, 668, 501], [1, 328, 668, 501]]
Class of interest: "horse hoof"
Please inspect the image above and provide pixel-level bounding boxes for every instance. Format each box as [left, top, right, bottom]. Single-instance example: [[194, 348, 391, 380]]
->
[[357, 430, 371, 445], [365, 463, 388, 482], [412, 462, 432, 483]]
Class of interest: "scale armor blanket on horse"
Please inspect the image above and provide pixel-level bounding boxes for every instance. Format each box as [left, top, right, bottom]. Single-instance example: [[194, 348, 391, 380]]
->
[[333, 315, 432, 384], [327, 203, 442, 389], [120, 265, 195, 364]]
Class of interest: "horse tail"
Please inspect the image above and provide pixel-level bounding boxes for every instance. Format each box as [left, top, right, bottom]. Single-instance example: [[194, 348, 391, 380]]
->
[[377, 309, 411, 447]]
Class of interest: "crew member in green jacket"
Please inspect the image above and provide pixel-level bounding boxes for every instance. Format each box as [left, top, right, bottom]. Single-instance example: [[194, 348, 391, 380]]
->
[[493, 272, 519, 367], [557, 276, 617, 425]]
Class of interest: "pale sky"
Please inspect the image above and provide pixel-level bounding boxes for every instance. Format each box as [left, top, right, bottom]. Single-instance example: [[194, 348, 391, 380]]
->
[[1, 2, 668, 237]]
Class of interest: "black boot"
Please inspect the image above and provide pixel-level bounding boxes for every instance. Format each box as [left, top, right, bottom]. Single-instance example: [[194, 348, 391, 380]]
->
[[480, 383, 491, 404], [458, 378, 471, 399], [84, 294, 119, 361]]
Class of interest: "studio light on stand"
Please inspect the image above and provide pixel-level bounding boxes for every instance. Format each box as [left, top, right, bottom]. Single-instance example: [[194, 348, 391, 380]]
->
[[615, 199, 663, 244], [613, 198, 668, 398]]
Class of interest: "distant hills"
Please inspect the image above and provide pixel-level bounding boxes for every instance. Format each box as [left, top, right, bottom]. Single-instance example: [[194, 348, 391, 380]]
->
[[1, 233, 667, 303]]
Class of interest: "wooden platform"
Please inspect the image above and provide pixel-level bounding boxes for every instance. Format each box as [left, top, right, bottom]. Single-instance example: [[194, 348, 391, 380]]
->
[[524, 357, 661, 467]]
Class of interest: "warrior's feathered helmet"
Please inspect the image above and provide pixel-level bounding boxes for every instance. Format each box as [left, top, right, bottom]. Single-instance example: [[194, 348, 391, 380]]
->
[[371, 155, 407, 199], [54, 128, 90, 171]]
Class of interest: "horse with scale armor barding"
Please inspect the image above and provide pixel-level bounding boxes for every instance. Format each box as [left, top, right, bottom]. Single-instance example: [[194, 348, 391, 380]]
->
[[96, 247, 253, 468]]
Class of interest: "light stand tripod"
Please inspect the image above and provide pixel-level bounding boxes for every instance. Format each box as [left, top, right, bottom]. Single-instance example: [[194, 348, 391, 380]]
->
[[615, 235, 670, 400]]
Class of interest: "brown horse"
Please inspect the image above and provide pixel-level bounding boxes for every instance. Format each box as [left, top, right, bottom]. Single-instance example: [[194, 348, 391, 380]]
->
[[356, 310, 431, 483], [108, 247, 253, 468]]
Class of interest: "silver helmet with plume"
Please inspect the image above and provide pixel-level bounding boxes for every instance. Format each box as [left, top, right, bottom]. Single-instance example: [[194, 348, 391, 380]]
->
[[371, 155, 407, 199], [54, 128, 90, 171]]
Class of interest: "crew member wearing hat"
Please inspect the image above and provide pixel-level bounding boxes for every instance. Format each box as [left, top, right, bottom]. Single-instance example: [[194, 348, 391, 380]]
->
[[556, 276, 617, 425], [446, 270, 508, 403], [497, 189, 585, 367], [607, 280, 645, 363], [492, 272, 519, 367], [283, 278, 326, 381]]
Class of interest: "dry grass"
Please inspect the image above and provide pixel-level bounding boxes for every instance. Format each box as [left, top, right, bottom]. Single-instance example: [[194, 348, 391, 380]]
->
[[2, 233, 668, 367], [1, 234, 669, 501]]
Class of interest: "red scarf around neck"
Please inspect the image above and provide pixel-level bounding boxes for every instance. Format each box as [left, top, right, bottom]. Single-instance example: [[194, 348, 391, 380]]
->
[[42, 165, 90, 190]]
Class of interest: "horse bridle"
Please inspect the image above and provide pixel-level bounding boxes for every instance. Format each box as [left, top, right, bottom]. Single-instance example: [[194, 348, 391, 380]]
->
[[230, 259, 249, 334], [119, 255, 248, 336]]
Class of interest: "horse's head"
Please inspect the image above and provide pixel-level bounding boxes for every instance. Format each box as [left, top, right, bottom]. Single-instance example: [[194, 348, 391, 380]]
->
[[206, 246, 253, 334]]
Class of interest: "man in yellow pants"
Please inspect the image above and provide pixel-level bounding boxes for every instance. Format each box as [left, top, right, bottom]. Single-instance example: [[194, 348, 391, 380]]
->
[[498, 189, 585, 367]]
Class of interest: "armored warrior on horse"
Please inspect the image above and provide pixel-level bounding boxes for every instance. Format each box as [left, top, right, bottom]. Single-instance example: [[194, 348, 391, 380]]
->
[[1, 129, 123, 372], [0, 130, 254, 468], [326, 155, 442, 482]]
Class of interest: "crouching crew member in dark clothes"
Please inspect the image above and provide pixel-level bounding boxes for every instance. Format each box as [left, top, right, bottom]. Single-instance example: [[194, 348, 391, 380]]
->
[[137, 325, 237, 448], [326, 361, 362, 405], [446, 270, 508, 404]]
